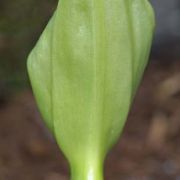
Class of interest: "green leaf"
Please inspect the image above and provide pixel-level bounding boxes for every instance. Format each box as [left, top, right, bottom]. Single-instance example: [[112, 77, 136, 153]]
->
[[27, 0, 155, 179]]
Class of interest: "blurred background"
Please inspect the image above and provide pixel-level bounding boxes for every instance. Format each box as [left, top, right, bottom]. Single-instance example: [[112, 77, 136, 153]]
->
[[0, 0, 180, 179]]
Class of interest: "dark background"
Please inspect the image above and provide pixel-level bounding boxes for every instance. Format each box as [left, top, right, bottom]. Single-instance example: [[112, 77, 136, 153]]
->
[[0, 0, 180, 179]]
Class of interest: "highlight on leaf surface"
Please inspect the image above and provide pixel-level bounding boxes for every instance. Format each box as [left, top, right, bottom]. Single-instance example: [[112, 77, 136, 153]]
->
[[27, 0, 155, 179]]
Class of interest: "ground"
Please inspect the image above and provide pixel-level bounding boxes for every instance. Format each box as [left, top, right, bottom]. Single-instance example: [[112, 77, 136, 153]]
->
[[0, 59, 180, 180]]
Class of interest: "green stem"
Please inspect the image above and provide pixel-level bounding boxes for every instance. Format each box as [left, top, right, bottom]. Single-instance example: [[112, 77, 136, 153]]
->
[[70, 159, 104, 180]]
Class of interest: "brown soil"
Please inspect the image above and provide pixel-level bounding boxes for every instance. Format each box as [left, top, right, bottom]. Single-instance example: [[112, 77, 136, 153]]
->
[[0, 60, 180, 180]]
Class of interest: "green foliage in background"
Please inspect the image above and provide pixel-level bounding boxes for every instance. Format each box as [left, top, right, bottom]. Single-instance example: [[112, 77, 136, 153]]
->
[[28, 0, 155, 179], [0, 0, 57, 92]]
